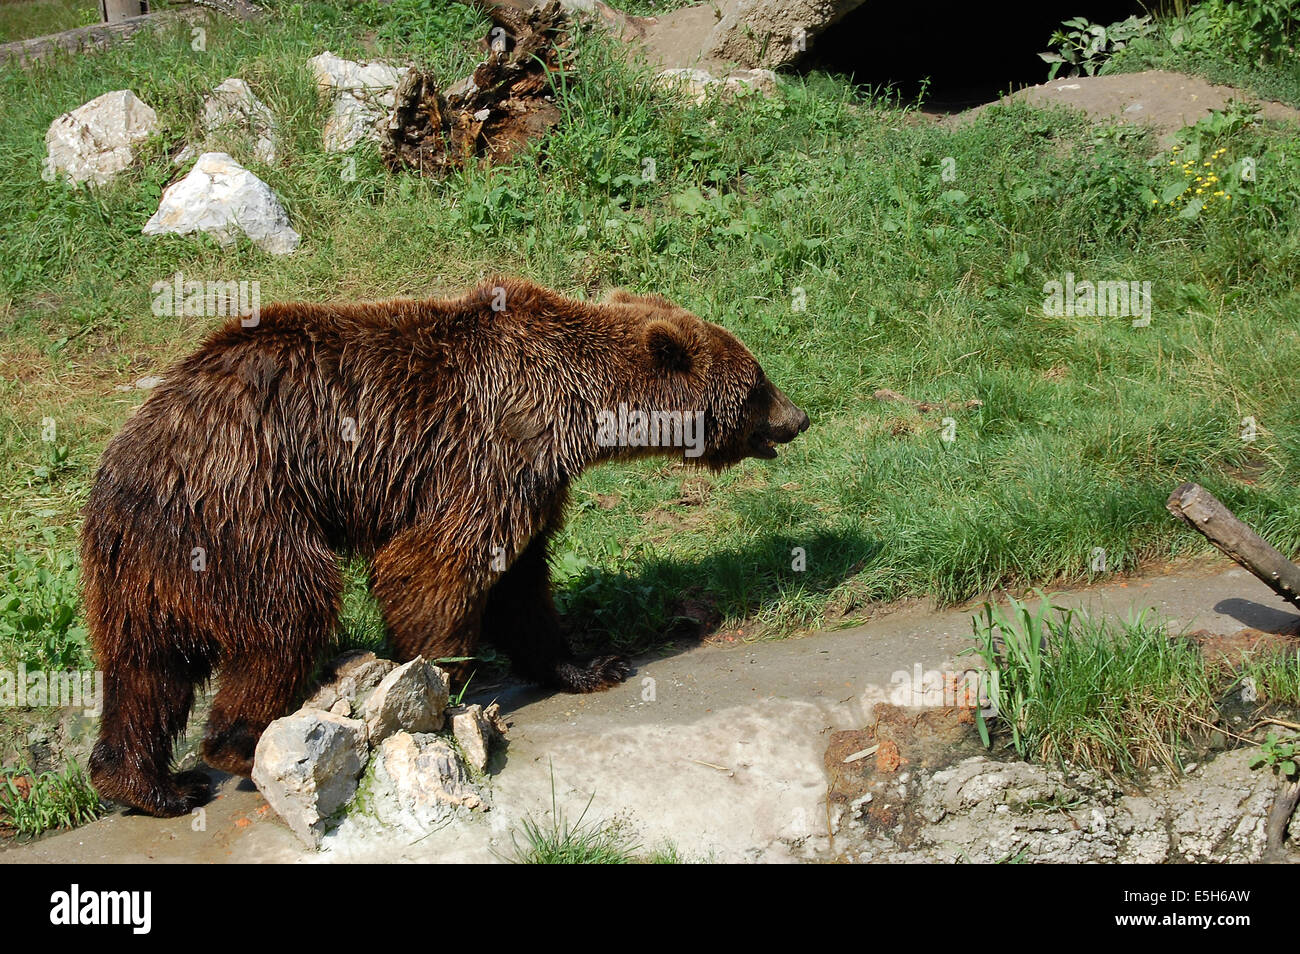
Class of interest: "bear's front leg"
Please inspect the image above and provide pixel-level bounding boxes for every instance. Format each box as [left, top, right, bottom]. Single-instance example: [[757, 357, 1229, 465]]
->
[[371, 528, 491, 683], [481, 533, 631, 693]]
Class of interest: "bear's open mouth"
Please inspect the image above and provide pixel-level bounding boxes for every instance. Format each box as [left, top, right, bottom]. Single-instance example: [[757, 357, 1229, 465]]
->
[[748, 432, 779, 459]]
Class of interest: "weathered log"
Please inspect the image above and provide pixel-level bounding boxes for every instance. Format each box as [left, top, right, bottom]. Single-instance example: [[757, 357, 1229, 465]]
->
[[0, 8, 209, 66], [1166, 482, 1300, 610], [1, 0, 259, 67], [1267, 777, 1300, 855]]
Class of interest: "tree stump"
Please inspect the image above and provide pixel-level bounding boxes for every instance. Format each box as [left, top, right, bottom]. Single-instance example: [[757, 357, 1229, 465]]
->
[[382, 0, 570, 175]]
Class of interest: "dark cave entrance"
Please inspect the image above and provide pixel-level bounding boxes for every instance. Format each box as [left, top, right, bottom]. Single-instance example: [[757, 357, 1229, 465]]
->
[[802, 2, 1151, 112]]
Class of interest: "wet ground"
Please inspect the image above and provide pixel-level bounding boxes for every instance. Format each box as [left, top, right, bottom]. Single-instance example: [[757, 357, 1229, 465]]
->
[[4, 556, 1295, 863]]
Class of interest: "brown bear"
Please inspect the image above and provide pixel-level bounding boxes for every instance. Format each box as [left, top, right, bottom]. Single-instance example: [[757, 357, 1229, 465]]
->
[[81, 277, 809, 817]]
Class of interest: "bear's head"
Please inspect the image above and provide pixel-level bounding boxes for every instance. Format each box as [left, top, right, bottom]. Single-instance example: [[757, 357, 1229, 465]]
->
[[606, 290, 809, 471]]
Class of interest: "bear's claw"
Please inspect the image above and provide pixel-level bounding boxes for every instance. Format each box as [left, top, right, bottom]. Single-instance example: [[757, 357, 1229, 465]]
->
[[171, 770, 213, 813], [554, 654, 632, 693]]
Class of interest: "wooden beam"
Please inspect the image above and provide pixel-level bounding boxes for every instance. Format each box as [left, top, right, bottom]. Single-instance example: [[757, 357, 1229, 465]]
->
[[1166, 482, 1300, 610]]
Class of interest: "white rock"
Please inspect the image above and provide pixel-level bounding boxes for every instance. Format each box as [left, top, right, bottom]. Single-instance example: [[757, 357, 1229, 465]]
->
[[200, 78, 278, 165], [142, 152, 301, 255], [45, 90, 159, 185], [309, 51, 402, 152], [366, 731, 485, 835], [654, 68, 718, 106], [449, 703, 502, 772], [322, 93, 388, 153], [311, 51, 403, 95], [654, 68, 780, 107], [1241, 677, 1258, 704], [361, 656, 449, 743], [134, 375, 164, 390], [251, 709, 368, 847], [724, 68, 780, 96]]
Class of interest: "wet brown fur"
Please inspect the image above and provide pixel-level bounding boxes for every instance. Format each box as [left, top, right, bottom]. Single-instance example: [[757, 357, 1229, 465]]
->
[[81, 277, 808, 817]]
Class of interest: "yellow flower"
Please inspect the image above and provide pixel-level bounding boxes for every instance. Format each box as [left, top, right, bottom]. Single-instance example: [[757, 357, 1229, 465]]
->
[[1196, 187, 1204, 193], [1214, 190, 1224, 196]]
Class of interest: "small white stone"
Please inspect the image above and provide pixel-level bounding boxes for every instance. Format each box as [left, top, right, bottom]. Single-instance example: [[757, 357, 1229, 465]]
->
[[361, 656, 449, 743]]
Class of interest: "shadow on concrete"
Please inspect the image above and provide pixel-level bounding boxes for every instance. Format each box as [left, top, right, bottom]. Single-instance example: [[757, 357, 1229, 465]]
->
[[1212, 597, 1300, 635], [472, 523, 879, 719]]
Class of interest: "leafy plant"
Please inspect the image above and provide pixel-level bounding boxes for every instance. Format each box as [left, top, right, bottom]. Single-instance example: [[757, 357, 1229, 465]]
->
[[967, 591, 1058, 758], [1250, 731, 1300, 777], [0, 551, 89, 671], [1143, 103, 1258, 219], [1041, 15, 1158, 78], [1173, 0, 1298, 66]]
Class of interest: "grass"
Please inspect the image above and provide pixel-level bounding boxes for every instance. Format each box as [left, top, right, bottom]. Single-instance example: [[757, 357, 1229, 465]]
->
[[1242, 649, 1300, 708], [968, 594, 1217, 775], [0, 548, 89, 671], [509, 799, 639, 864], [0, 761, 103, 836], [506, 776, 687, 863], [0, 0, 99, 45], [2, 2, 1300, 669]]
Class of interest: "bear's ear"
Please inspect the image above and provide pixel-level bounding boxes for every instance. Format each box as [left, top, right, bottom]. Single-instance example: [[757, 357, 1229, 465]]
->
[[645, 318, 707, 375]]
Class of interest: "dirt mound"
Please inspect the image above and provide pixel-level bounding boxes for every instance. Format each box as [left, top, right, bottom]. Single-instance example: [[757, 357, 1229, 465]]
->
[[825, 703, 987, 845], [957, 69, 1300, 140]]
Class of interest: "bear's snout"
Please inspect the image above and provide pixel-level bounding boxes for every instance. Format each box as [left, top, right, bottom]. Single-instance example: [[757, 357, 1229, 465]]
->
[[748, 382, 809, 458]]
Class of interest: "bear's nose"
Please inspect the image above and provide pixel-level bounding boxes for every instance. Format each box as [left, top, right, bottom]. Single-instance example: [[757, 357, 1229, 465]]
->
[[796, 409, 810, 433]]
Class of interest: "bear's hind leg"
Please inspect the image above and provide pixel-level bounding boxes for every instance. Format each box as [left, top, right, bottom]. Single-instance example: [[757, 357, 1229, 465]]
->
[[90, 649, 212, 818], [482, 534, 631, 693], [201, 548, 339, 776]]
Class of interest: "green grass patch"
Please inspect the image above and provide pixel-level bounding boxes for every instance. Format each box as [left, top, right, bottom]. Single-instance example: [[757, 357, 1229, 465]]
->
[[0, 761, 103, 836], [0, 0, 99, 44], [968, 593, 1216, 774], [0, 549, 90, 671]]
